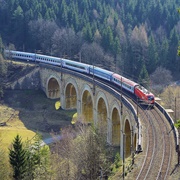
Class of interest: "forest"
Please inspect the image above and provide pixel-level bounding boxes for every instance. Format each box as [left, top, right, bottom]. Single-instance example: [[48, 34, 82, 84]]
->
[[0, 0, 180, 86]]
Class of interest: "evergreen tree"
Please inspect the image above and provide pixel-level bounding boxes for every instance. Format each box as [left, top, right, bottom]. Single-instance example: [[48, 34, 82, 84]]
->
[[168, 28, 179, 71], [0, 36, 4, 54], [102, 26, 114, 51], [160, 38, 169, 68], [9, 134, 27, 180], [12, 5, 25, 47], [178, 8, 180, 56], [138, 64, 149, 88], [83, 23, 93, 42], [60, 0, 68, 25], [147, 34, 159, 73], [113, 36, 121, 71], [0, 51, 7, 99]]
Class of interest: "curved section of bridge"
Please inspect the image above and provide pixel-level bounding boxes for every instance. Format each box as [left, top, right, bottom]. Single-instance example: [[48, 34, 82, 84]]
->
[[40, 63, 140, 158]]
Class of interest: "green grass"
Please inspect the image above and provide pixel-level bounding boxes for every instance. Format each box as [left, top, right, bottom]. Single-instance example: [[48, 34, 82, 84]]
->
[[0, 89, 76, 157]]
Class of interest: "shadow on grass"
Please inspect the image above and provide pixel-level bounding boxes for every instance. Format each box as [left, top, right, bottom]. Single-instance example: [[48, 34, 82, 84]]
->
[[2, 89, 76, 137]]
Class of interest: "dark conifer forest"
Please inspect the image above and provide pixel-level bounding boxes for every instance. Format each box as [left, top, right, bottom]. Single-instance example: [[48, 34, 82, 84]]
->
[[0, 0, 180, 82]]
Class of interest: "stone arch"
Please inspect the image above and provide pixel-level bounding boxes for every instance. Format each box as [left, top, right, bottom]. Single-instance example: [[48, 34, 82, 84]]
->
[[96, 92, 109, 136], [81, 85, 94, 124], [124, 119, 131, 158], [111, 102, 121, 146], [46, 76, 60, 99], [64, 78, 78, 109]]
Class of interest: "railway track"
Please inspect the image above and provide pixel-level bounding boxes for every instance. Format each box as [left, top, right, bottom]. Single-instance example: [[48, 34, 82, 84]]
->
[[87, 74, 176, 180], [135, 106, 172, 180], [135, 106, 156, 179], [104, 80, 176, 179]]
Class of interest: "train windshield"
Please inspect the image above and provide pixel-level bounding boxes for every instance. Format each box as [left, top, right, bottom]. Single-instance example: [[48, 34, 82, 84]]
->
[[148, 96, 154, 101], [137, 85, 150, 94]]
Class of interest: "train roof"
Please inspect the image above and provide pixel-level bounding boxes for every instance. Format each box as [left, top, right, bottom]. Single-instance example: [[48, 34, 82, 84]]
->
[[136, 85, 154, 95], [112, 73, 138, 87], [90, 66, 114, 75], [6, 50, 34, 56], [63, 58, 90, 67], [36, 53, 60, 61]]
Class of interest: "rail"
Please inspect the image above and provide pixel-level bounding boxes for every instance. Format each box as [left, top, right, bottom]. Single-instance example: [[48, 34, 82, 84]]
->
[[155, 101, 179, 151]]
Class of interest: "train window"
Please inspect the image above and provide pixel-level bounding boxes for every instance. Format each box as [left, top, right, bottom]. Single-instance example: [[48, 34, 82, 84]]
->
[[66, 62, 85, 70]]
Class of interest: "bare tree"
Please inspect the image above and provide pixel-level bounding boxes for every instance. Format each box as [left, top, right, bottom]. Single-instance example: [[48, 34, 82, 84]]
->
[[51, 124, 112, 180], [52, 28, 83, 58], [115, 19, 127, 46], [81, 42, 103, 64], [50, 126, 78, 180], [160, 86, 180, 120], [80, 42, 114, 70], [29, 19, 58, 54], [150, 66, 172, 93]]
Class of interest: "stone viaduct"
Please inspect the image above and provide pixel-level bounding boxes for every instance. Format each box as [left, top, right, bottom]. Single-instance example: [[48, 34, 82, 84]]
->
[[39, 63, 141, 158]]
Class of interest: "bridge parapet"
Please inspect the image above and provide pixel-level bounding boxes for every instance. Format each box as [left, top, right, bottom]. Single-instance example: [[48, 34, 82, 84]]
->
[[155, 102, 179, 152]]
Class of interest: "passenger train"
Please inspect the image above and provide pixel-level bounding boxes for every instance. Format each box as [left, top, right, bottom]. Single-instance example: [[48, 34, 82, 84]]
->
[[4, 50, 155, 105]]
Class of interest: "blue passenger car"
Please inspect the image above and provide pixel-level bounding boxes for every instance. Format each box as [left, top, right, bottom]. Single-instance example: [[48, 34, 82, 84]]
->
[[35, 54, 61, 66], [62, 59, 90, 73], [5, 50, 35, 61], [89, 66, 114, 81]]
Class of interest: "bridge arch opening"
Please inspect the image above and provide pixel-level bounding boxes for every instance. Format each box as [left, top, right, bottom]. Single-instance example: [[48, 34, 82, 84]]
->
[[125, 119, 131, 158], [97, 97, 107, 134], [112, 107, 120, 146], [65, 83, 77, 109], [47, 77, 60, 99], [82, 90, 93, 123]]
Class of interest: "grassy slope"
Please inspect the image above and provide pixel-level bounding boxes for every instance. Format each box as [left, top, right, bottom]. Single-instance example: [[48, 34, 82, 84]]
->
[[0, 89, 76, 156]]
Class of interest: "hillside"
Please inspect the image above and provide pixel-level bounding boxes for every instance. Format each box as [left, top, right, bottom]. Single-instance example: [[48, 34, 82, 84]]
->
[[1, 61, 75, 136], [5, 62, 35, 83], [0, 0, 179, 83]]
